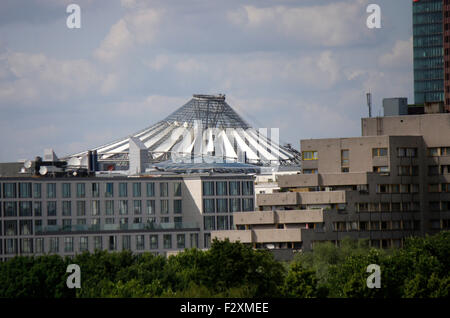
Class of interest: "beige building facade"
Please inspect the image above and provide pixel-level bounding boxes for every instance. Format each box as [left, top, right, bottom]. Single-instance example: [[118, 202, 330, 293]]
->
[[213, 113, 450, 250]]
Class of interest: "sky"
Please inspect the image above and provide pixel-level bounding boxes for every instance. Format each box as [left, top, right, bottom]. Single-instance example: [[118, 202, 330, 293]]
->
[[0, 0, 414, 162]]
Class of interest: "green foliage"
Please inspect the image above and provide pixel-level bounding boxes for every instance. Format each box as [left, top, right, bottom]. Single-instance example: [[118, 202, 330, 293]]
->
[[0, 232, 448, 298]]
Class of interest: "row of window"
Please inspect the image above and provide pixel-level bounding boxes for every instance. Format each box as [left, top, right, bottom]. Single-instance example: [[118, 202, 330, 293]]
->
[[428, 183, 450, 192], [356, 201, 421, 212], [203, 198, 253, 213], [0, 182, 181, 199], [0, 233, 201, 255], [1, 216, 187, 236], [377, 184, 419, 194], [333, 220, 421, 232], [203, 215, 233, 231], [202, 181, 253, 196], [0, 199, 182, 217]]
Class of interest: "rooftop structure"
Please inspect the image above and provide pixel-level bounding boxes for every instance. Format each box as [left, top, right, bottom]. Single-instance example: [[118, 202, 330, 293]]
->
[[65, 94, 301, 169]]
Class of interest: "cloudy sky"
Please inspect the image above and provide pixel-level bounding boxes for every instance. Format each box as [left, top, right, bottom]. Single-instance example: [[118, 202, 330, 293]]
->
[[0, 0, 413, 162]]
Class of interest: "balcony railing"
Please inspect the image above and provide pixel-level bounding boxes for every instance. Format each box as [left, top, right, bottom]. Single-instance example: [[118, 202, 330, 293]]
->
[[35, 222, 199, 234]]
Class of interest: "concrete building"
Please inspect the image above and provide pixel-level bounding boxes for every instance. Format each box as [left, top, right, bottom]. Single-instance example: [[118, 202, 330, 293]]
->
[[0, 163, 255, 261], [213, 113, 450, 251]]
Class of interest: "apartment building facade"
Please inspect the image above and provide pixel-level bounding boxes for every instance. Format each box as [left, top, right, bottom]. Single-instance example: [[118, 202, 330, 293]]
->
[[213, 114, 450, 251], [0, 171, 255, 261]]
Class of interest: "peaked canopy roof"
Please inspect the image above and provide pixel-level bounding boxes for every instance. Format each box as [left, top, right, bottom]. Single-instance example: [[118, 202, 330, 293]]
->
[[67, 94, 301, 166]]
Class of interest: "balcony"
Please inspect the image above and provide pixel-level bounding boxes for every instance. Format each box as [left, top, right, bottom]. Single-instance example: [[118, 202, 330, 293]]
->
[[232, 209, 324, 226], [35, 222, 199, 234], [211, 228, 302, 244]]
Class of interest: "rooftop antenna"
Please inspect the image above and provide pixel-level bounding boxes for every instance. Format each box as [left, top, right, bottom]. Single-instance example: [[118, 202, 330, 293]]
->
[[366, 92, 372, 118]]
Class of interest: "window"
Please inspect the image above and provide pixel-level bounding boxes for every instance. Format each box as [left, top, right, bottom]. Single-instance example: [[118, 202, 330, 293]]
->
[[47, 219, 57, 226], [19, 183, 32, 198], [428, 165, 439, 176], [174, 182, 182, 196], [146, 182, 155, 197], [33, 183, 41, 198], [4, 202, 17, 217], [119, 200, 128, 215], [216, 181, 227, 195], [429, 184, 440, 193], [3, 183, 16, 198], [105, 183, 113, 197], [341, 167, 349, 173], [80, 237, 88, 252], [242, 181, 254, 195], [303, 169, 318, 174], [62, 201, 71, 216], [91, 200, 100, 216], [429, 201, 441, 212], [203, 181, 215, 196], [204, 233, 211, 249], [47, 183, 56, 198], [62, 183, 71, 198], [35, 238, 44, 253], [204, 216, 215, 230], [302, 151, 318, 160], [398, 165, 419, 176], [136, 235, 145, 250], [372, 148, 387, 157], [160, 183, 168, 197], [230, 198, 241, 212], [442, 183, 450, 192], [391, 184, 400, 193], [94, 236, 102, 250], [150, 235, 158, 249], [146, 200, 155, 215], [441, 165, 450, 175], [133, 200, 142, 214], [119, 217, 128, 229], [19, 201, 32, 217], [243, 198, 254, 211], [20, 220, 32, 235], [190, 233, 199, 248], [174, 200, 182, 214], [163, 234, 172, 249], [216, 199, 228, 213], [76, 183, 85, 198], [176, 234, 185, 249], [203, 199, 215, 213], [105, 200, 114, 215], [132, 183, 141, 197], [373, 166, 389, 173], [160, 217, 169, 223], [34, 202, 42, 217], [76, 201, 86, 216], [391, 202, 401, 212], [357, 203, 368, 212], [47, 201, 57, 216], [122, 235, 131, 250], [441, 147, 450, 156], [427, 147, 440, 156], [50, 238, 59, 253], [108, 236, 117, 251], [341, 149, 349, 166], [217, 216, 229, 230], [64, 237, 74, 253], [92, 183, 100, 197], [160, 200, 169, 214], [119, 183, 128, 197], [229, 181, 240, 195]]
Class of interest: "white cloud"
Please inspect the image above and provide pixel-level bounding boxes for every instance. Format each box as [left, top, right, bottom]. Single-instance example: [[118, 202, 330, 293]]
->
[[378, 37, 413, 69], [94, 9, 162, 63], [227, 0, 371, 47], [0, 51, 116, 106]]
